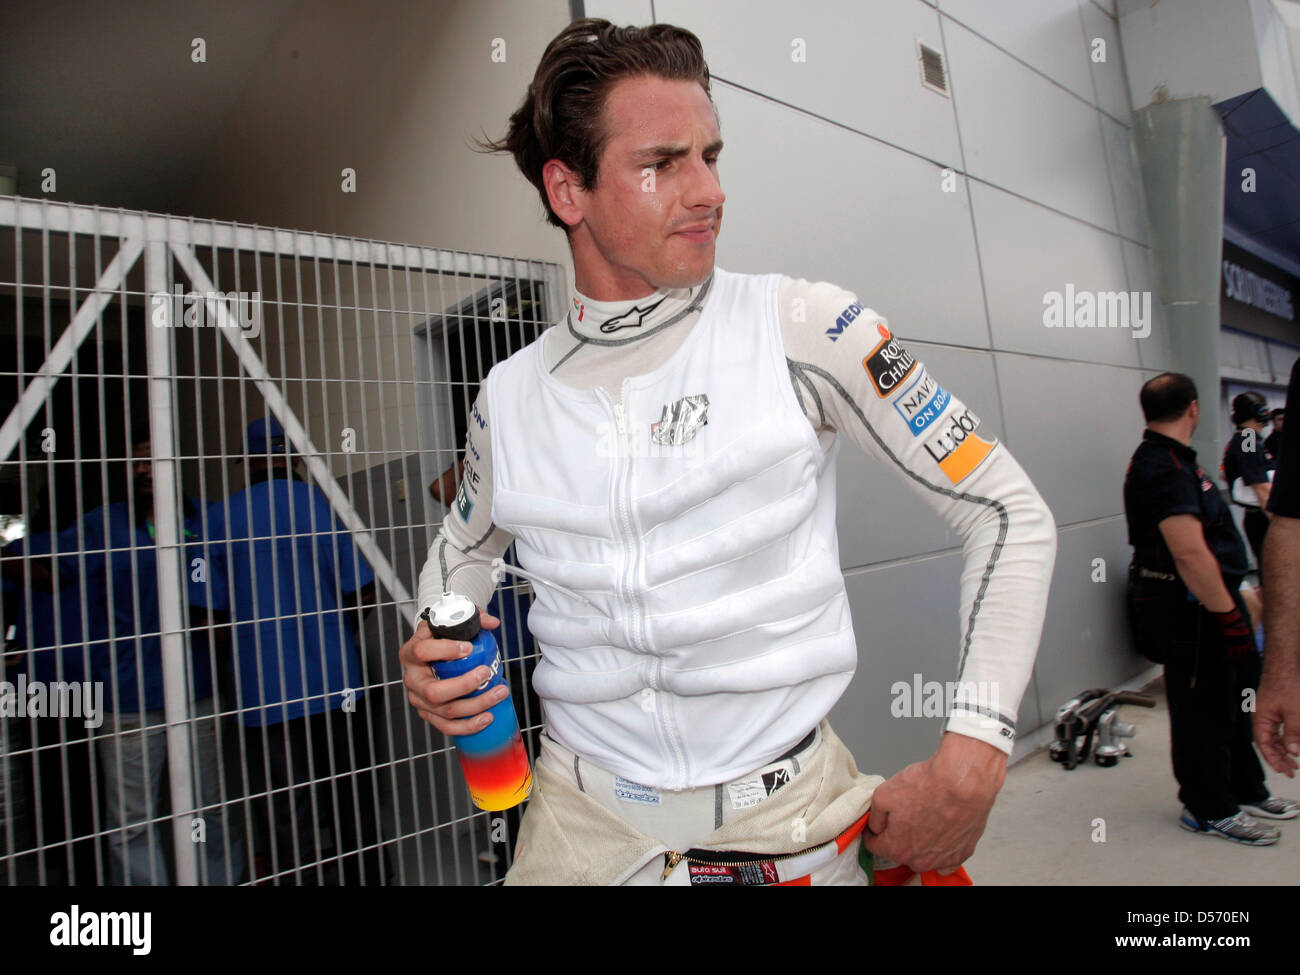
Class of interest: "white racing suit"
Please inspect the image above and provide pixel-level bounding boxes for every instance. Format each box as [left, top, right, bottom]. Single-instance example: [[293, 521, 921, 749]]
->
[[417, 267, 1056, 885]]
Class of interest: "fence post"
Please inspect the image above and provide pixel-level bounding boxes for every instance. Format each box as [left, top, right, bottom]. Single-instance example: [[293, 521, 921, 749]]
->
[[144, 236, 199, 886]]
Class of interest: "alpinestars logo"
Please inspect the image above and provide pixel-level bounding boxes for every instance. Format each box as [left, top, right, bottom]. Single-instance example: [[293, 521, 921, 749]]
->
[[762, 768, 791, 796], [600, 296, 667, 333]]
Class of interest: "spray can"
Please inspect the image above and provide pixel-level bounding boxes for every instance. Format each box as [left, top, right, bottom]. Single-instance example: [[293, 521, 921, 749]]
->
[[423, 590, 533, 811]]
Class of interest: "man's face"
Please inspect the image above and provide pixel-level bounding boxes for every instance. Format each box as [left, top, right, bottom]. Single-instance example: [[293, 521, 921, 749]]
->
[[565, 74, 725, 298], [1274, 413, 1285, 434], [131, 440, 153, 502]]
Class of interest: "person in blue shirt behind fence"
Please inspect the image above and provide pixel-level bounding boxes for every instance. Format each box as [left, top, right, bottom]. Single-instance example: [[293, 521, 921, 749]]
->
[[206, 416, 385, 885], [55, 431, 242, 885]]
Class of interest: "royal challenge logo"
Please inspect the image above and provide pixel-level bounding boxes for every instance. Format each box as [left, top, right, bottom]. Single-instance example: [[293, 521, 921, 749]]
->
[[861, 324, 917, 397]]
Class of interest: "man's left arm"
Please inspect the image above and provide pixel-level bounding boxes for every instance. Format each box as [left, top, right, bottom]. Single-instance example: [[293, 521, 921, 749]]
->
[[780, 277, 1057, 872]]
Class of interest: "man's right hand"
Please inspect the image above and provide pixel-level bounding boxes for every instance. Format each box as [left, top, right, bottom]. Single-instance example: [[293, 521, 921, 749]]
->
[[400, 609, 504, 736], [1211, 606, 1256, 662]]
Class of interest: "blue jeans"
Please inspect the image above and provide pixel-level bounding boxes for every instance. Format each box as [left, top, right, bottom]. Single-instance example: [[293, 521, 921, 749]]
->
[[98, 697, 243, 885]]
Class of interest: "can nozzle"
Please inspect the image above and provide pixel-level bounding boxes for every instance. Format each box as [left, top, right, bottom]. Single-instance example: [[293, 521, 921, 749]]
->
[[423, 590, 481, 642]]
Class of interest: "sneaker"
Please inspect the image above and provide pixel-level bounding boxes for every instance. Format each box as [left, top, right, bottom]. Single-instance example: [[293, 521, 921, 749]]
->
[[1241, 796, 1300, 821], [1179, 808, 1280, 845]]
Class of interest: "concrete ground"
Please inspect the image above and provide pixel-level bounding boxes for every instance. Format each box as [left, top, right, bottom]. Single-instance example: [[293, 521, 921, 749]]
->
[[967, 675, 1300, 885]]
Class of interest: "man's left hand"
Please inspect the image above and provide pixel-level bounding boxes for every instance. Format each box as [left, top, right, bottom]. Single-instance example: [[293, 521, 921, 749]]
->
[[863, 731, 1007, 874]]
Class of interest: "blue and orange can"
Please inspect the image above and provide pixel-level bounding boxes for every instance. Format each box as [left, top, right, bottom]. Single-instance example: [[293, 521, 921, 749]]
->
[[424, 592, 533, 811]]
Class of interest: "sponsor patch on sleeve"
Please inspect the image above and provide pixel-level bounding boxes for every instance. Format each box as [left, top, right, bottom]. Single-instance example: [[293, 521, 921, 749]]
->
[[862, 323, 918, 397], [455, 481, 474, 521], [825, 300, 865, 342], [922, 406, 998, 484], [891, 368, 951, 437]]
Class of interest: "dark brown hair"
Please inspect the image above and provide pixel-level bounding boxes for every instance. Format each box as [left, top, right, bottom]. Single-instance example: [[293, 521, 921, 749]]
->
[[476, 18, 713, 230]]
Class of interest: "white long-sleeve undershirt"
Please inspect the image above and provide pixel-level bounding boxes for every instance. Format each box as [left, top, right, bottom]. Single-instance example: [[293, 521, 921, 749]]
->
[[417, 270, 1057, 754]]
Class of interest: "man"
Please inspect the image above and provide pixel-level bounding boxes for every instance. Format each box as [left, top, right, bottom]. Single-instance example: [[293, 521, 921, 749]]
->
[[1265, 407, 1284, 458], [207, 417, 384, 884], [399, 19, 1057, 885], [1124, 373, 1297, 845], [57, 432, 239, 883], [1256, 359, 1300, 777], [1222, 391, 1275, 567], [1, 488, 99, 883]]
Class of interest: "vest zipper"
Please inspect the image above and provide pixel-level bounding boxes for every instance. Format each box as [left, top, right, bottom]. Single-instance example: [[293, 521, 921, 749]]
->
[[602, 387, 688, 789]]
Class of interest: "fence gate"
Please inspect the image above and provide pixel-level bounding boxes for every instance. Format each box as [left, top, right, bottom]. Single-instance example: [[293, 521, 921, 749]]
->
[[0, 196, 564, 885]]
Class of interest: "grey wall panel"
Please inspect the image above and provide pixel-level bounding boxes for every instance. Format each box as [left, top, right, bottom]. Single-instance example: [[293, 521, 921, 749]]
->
[[1079, 0, 1130, 120], [970, 181, 1144, 368], [657, 0, 962, 166], [1100, 114, 1148, 246], [581, 0, 654, 24], [1221, 328, 1277, 382], [711, 85, 989, 349], [994, 351, 1143, 525], [1030, 517, 1149, 718], [944, 19, 1117, 231], [835, 343, 1001, 570], [830, 553, 968, 776], [940, 0, 1095, 103], [1121, 240, 1176, 373]]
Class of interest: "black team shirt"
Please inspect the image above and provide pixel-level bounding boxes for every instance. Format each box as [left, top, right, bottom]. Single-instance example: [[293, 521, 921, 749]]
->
[[1124, 430, 1249, 579]]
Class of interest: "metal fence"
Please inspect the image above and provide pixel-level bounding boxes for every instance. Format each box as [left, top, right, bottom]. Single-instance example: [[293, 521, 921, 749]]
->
[[0, 196, 564, 885]]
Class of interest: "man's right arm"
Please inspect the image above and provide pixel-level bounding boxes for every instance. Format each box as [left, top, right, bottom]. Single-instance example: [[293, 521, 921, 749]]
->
[[1258, 356, 1300, 774], [1157, 515, 1235, 612], [1259, 516, 1300, 775], [414, 389, 515, 613], [1158, 514, 1255, 662], [402, 387, 517, 736]]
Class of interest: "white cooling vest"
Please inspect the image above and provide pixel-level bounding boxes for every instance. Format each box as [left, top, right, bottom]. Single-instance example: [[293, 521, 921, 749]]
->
[[485, 267, 857, 789]]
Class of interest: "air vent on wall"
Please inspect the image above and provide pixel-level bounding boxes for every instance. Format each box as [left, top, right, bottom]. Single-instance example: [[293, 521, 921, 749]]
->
[[918, 41, 949, 97]]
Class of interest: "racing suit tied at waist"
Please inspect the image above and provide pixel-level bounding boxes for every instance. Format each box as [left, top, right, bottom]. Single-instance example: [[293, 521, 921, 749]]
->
[[503, 720, 883, 886]]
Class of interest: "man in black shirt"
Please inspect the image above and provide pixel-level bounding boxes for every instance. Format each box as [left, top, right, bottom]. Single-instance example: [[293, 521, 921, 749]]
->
[[1222, 391, 1276, 567], [1265, 407, 1284, 458], [1257, 360, 1300, 778], [1124, 373, 1296, 844]]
